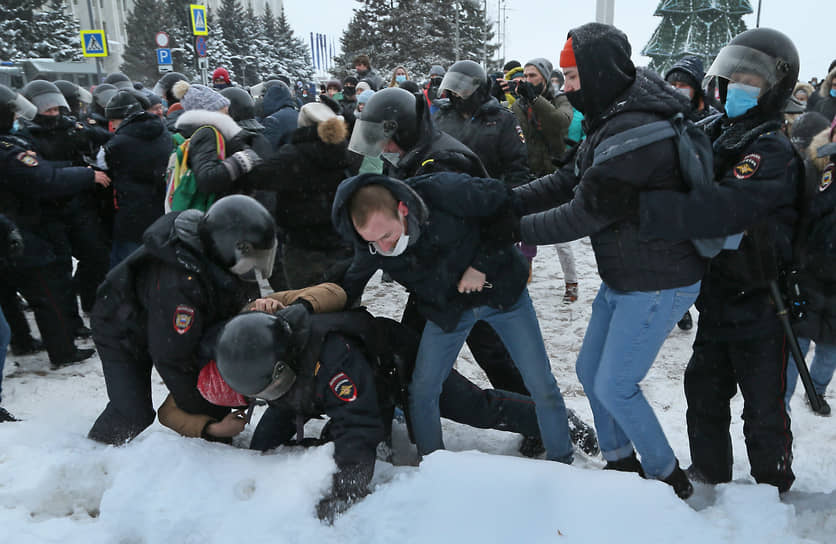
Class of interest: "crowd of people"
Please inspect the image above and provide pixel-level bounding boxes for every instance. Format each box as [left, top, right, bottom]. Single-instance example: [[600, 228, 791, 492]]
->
[[1, 21, 836, 522]]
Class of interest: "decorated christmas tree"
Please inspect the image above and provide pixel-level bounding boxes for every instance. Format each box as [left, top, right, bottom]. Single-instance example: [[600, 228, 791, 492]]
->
[[642, 0, 753, 75]]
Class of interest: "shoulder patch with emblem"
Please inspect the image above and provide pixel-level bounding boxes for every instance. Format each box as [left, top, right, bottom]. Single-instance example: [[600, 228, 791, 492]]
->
[[733, 153, 761, 179], [1, 140, 13, 148], [516, 124, 526, 144], [16, 152, 38, 167], [173, 305, 195, 335], [329, 372, 357, 402], [821, 163, 835, 192]]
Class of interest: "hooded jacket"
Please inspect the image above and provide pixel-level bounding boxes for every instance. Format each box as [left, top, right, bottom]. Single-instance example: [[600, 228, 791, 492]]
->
[[514, 22, 704, 292], [812, 67, 836, 122], [332, 173, 528, 332], [434, 96, 530, 186], [262, 84, 299, 150], [104, 111, 172, 243]]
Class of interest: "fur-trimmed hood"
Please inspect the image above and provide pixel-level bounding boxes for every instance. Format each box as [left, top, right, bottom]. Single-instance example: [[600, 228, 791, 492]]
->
[[820, 68, 836, 98], [175, 110, 242, 140], [810, 128, 835, 171], [317, 116, 348, 145]]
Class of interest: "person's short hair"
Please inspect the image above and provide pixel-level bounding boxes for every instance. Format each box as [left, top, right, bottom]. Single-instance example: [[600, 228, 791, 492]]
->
[[349, 184, 398, 229], [354, 54, 371, 68]]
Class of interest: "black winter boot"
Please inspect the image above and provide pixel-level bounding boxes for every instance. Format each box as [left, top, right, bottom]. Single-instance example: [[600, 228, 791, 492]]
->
[[663, 462, 694, 499], [677, 310, 693, 331], [519, 435, 546, 458], [603, 450, 645, 477], [567, 409, 599, 456], [0, 407, 18, 422]]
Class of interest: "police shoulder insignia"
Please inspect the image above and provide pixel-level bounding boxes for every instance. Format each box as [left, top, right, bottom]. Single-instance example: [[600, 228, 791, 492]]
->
[[16, 152, 38, 167], [173, 304, 195, 335], [821, 163, 835, 192], [0, 140, 13, 149], [733, 153, 761, 179], [329, 372, 357, 402]]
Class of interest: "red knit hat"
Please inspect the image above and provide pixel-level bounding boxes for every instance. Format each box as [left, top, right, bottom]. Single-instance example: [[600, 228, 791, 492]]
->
[[559, 37, 576, 68], [212, 67, 231, 84]]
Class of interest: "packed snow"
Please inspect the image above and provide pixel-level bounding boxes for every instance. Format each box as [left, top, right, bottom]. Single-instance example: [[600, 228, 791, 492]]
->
[[1, 240, 834, 543]]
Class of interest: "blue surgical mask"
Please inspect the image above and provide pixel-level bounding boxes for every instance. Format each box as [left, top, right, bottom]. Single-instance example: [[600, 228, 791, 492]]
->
[[830, 89, 836, 98], [12, 119, 21, 133], [724, 82, 760, 118], [395, 75, 406, 83]]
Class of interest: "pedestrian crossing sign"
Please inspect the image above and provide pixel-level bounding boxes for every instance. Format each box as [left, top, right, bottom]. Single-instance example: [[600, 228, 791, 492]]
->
[[190, 4, 208, 36], [80, 30, 108, 57]]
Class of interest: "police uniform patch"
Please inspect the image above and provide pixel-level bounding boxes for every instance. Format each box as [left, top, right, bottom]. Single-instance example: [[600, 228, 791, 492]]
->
[[733, 153, 761, 179], [516, 125, 526, 144], [16, 152, 38, 167], [329, 372, 357, 402], [173, 305, 195, 335], [820, 163, 834, 192]]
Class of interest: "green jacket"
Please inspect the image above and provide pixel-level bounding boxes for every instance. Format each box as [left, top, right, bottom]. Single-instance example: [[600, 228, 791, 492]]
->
[[511, 92, 573, 177]]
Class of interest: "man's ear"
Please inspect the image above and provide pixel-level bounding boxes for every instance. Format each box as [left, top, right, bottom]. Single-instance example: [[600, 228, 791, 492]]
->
[[398, 201, 409, 217]]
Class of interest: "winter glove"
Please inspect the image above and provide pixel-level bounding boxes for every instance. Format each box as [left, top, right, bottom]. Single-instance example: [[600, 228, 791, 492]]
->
[[222, 148, 263, 180], [480, 203, 522, 246], [515, 80, 539, 103]]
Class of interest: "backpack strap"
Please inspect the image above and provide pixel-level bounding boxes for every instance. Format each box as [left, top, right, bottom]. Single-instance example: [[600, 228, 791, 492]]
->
[[592, 119, 676, 166]]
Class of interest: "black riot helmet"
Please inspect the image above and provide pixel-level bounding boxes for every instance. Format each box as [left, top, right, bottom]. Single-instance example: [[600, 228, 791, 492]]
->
[[91, 83, 118, 116], [0, 83, 37, 132], [438, 60, 490, 116], [704, 27, 799, 115], [219, 87, 263, 131], [54, 80, 93, 117], [348, 87, 420, 157], [198, 195, 277, 279], [105, 89, 150, 120], [21, 80, 70, 114], [104, 72, 133, 90], [216, 310, 303, 400], [153, 71, 188, 104]]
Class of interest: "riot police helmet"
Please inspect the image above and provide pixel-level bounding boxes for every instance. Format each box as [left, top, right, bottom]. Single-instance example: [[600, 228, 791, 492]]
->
[[105, 89, 150, 120], [104, 72, 133, 90], [21, 80, 70, 113], [0, 83, 37, 122], [348, 87, 420, 157], [54, 80, 93, 114]]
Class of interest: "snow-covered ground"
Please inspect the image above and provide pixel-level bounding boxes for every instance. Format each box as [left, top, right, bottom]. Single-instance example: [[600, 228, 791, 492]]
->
[[1, 240, 834, 543]]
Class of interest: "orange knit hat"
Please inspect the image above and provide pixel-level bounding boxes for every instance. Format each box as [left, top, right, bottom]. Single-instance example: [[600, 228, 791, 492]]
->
[[559, 37, 576, 68]]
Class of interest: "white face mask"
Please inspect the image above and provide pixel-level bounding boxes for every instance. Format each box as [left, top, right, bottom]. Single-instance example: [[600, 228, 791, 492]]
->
[[368, 213, 409, 257], [676, 86, 693, 99]]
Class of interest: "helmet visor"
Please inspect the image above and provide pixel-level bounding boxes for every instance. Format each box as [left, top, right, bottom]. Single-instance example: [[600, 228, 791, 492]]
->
[[77, 86, 93, 105], [348, 118, 397, 157], [704, 44, 783, 92], [437, 70, 482, 99], [253, 360, 296, 401], [12, 93, 37, 120], [30, 90, 70, 113], [230, 238, 278, 279]]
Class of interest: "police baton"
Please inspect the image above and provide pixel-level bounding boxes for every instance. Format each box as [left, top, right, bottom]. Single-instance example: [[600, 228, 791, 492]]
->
[[768, 280, 825, 412]]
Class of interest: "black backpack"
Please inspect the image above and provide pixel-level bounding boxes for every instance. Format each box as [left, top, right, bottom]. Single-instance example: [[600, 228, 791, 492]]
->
[[592, 112, 737, 258]]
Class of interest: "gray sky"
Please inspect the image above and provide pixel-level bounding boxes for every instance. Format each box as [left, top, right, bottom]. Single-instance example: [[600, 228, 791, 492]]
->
[[283, 1, 834, 82]]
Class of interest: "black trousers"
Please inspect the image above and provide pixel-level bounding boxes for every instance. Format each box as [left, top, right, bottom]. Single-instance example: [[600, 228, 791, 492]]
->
[[684, 331, 795, 492], [401, 295, 529, 395], [0, 280, 34, 343]]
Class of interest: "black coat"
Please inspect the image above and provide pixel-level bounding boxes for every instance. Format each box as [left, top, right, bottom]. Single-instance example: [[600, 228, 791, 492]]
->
[[266, 123, 358, 250], [514, 61, 704, 292], [434, 97, 530, 186], [261, 84, 299, 150], [104, 112, 172, 243], [333, 173, 528, 332]]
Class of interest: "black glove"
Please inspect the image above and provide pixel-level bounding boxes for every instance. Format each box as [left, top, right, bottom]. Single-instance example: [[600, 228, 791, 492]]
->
[[480, 204, 522, 245], [515, 80, 539, 103]]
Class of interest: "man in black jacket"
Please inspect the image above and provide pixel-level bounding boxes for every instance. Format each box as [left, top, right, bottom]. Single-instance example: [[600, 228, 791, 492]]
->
[[638, 28, 801, 493], [87, 195, 277, 445], [0, 84, 109, 369], [507, 23, 703, 498]]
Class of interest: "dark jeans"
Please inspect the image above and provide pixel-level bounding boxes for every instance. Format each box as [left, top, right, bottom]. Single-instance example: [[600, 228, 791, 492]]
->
[[685, 331, 795, 492]]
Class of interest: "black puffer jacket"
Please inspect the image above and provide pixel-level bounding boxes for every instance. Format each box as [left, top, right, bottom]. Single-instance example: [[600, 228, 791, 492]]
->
[[104, 111, 172, 243], [514, 22, 704, 292], [266, 118, 359, 250], [332, 173, 527, 332], [434, 97, 530, 186]]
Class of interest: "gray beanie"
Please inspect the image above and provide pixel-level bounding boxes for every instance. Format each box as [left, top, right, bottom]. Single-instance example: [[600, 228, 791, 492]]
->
[[429, 65, 445, 77], [525, 57, 554, 81], [172, 81, 230, 112]]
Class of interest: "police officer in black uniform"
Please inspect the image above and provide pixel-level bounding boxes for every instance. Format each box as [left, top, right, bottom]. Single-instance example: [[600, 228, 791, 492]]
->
[[433, 60, 530, 187], [0, 84, 109, 368], [639, 28, 802, 492], [87, 195, 277, 445]]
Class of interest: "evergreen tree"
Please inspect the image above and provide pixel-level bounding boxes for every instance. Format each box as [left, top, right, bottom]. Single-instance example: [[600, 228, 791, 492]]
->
[[206, 10, 236, 81], [162, 0, 197, 79], [217, 0, 247, 79], [274, 7, 313, 83], [642, 0, 752, 75], [31, 0, 84, 62], [333, 0, 392, 80], [0, 0, 48, 60], [121, 0, 167, 85]]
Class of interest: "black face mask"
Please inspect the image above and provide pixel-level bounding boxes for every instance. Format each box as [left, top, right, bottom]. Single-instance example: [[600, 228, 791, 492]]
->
[[34, 113, 61, 129], [565, 89, 585, 114], [533, 82, 545, 96], [429, 77, 442, 88], [343, 86, 356, 98], [449, 93, 480, 117]]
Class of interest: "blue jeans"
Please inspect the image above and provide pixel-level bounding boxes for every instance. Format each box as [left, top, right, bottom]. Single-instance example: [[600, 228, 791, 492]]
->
[[0, 304, 10, 402], [408, 289, 573, 463], [575, 281, 700, 479], [785, 338, 836, 408]]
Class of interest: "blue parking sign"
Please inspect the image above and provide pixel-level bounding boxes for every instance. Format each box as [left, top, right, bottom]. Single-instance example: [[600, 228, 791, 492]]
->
[[156, 48, 172, 65]]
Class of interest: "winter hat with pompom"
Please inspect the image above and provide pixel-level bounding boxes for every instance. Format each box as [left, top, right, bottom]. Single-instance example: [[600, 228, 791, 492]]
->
[[172, 80, 230, 112]]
